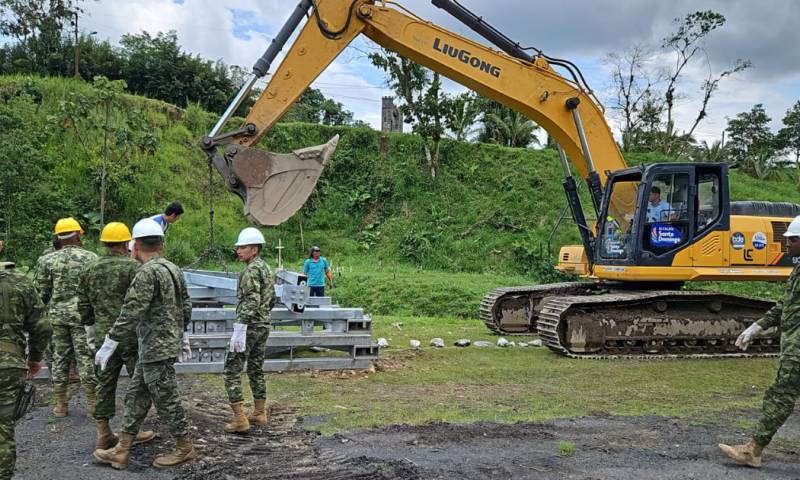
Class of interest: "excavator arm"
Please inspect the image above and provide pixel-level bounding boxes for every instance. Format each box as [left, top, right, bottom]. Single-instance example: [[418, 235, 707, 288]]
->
[[204, 0, 630, 230]]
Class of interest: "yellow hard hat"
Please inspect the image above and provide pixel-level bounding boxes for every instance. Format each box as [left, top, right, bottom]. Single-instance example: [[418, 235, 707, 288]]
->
[[54, 217, 84, 235], [100, 222, 132, 243]]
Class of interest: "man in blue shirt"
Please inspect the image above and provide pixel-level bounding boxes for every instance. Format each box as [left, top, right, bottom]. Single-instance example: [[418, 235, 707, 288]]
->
[[303, 246, 334, 297], [645, 186, 670, 223], [150, 202, 184, 234]]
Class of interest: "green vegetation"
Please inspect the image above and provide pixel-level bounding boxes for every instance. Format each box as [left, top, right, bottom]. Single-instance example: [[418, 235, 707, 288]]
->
[[558, 441, 576, 457], [202, 314, 779, 435], [1, 75, 797, 310]]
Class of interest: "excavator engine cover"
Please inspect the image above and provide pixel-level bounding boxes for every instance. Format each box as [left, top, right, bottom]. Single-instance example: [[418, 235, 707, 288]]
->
[[215, 135, 338, 226]]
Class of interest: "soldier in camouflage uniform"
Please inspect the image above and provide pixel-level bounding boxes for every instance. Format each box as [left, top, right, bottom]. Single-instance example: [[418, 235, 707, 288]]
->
[[93, 218, 195, 470], [0, 261, 51, 479], [720, 215, 800, 468], [39, 236, 64, 376], [78, 222, 156, 451], [34, 217, 98, 417], [223, 228, 275, 433]]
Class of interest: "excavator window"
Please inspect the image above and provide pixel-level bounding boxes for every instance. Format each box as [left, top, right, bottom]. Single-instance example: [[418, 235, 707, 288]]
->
[[697, 172, 722, 232], [643, 172, 691, 255], [599, 177, 640, 260]]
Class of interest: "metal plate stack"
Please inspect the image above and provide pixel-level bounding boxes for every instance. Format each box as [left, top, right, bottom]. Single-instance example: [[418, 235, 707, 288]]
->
[[180, 269, 379, 373]]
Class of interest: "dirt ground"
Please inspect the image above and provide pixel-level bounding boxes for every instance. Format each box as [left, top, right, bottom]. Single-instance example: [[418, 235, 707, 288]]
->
[[13, 377, 800, 480]]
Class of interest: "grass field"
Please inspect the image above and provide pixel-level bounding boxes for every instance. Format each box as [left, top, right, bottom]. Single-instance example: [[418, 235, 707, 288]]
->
[[201, 313, 779, 435]]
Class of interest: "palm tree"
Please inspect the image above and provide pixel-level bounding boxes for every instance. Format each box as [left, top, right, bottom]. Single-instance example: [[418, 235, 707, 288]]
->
[[486, 110, 540, 148], [444, 92, 481, 141], [694, 139, 728, 162]]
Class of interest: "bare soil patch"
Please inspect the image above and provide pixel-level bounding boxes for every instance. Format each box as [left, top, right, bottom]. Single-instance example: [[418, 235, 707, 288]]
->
[[13, 377, 800, 479]]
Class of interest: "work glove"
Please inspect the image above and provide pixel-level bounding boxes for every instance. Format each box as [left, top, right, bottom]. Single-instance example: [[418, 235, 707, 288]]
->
[[95, 335, 119, 371], [26, 360, 43, 380], [179, 332, 192, 362], [85, 325, 96, 351], [735, 323, 763, 351], [229, 323, 247, 353]]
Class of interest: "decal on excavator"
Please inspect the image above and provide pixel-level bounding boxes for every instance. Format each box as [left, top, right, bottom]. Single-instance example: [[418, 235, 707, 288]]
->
[[432, 38, 501, 78]]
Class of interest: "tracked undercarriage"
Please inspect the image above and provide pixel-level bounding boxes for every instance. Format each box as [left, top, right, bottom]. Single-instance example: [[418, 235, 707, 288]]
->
[[480, 284, 780, 358]]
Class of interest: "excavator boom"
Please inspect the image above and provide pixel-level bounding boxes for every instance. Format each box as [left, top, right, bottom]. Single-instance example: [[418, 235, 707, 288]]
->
[[204, 0, 629, 228]]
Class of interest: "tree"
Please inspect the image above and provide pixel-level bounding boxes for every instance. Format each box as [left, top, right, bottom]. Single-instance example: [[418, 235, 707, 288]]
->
[[119, 31, 237, 114], [281, 88, 354, 125], [662, 11, 724, 136], [443, 92, 480, 141], [726, 104, 775, 177], [660, 11, 751, 155], [605, 45, 663, 152], [777, 101, 800, 168], [54, 76, 160, 225], [605, 10, 749, 156], [691, 139, 728, 163], [0, 0, 85, 74], [477, 98, 539, 148], [486, 110, 539, 148], [370, 49, 446, 178]]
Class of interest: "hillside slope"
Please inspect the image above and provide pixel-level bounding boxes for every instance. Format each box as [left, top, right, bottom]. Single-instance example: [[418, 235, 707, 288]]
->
[[1, 75, 798, 317]]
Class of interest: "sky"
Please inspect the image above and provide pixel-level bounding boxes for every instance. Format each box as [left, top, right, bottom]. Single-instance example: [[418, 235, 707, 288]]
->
[[73, 0, 800, 145]]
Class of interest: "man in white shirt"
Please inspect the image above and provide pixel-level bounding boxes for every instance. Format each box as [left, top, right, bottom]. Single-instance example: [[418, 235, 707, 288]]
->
[[645, 187, 670, 223], [150, 202, 184, 234]]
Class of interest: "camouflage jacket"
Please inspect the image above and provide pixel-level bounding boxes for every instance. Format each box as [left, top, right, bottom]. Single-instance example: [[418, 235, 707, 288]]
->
[[34, 245, 98, 326], [0, 269, 51, 369], [236, 257, 274, 328], [758, 262, 800, 358], [78, 252, 140, 346], [108, 256, 191, 363]]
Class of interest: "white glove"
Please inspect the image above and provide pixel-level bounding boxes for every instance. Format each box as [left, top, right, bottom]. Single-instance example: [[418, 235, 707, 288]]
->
[[230, 323, 247, 353], [85, 325, 96, 351], [179, 332, 192, 362], [94, 335, 119, 371], [735, 323, 763, 351]]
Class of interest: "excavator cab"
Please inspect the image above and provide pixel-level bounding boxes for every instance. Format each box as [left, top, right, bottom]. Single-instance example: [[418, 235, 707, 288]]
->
[[595, 163, 729, 270]]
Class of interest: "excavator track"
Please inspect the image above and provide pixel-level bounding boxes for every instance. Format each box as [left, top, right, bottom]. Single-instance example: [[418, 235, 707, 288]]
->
[[480, 282, 600, 335], [535, 290, 780, 359]]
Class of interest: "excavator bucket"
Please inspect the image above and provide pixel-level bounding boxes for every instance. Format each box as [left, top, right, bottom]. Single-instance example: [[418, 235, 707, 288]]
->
[[226, 135, 338, 226]]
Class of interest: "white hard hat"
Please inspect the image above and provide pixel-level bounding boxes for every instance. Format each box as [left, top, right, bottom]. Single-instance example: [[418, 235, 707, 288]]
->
[[785, 215, 800, 238], [132, 218, 165, 239], [235, 227, 265, 246]]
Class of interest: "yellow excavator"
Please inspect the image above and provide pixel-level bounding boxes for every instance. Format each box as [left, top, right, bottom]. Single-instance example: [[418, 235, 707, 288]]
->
[[201, 0, 800, 358]]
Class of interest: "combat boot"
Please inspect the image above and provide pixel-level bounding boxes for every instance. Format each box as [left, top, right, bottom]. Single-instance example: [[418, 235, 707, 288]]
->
[[152, 435, 196, 468], [86, 390, 96, 417], [248, 399, 269, 426], [133, 430, 157, 445], [224, 401, 250, 433], [719, 439, 763, 467], [95, 419, 118, 450], [93, 432, 135, 470], [52, 384, 68, 417]]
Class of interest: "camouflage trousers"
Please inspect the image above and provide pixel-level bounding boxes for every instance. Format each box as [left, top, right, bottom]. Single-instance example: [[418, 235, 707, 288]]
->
[[121, 360, 187, 438], [51, 324, 96, 391], [754, 356, 800, 447], [223, 326, 269, 403], [0, 369, 24, 480], [94, 345, 138, 421]]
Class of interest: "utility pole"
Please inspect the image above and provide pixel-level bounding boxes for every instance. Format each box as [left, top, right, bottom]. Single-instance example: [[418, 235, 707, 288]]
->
[[73, 11, 80, 78]]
